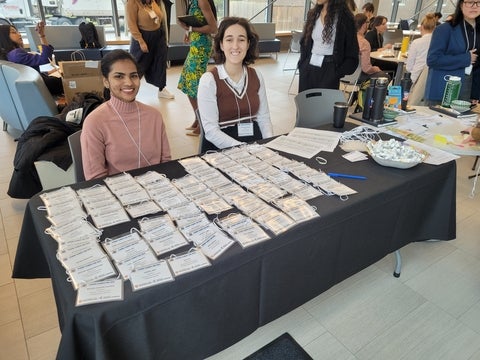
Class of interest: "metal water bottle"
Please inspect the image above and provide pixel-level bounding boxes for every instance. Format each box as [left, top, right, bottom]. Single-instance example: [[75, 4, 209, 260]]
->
[[371, 77, 389, 122], [441, 75, 462, 107], [401, 72, 412, 111], [362, 78, 376, 120]]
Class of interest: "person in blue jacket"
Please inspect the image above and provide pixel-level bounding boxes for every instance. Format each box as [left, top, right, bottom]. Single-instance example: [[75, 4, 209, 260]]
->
[[0, 21, 63, 96], [425, 0, 480, 105]]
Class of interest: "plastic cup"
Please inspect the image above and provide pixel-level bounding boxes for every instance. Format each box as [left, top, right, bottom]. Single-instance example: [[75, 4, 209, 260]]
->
[[393, 42, 401, 57], [333, 102, 349, 128]]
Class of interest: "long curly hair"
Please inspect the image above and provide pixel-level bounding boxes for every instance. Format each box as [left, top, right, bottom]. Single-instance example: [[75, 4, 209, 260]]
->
[[303, 0, 351, 44]]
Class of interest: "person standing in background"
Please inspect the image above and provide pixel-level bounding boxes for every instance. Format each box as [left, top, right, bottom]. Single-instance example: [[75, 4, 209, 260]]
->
[[0, 22, 64, 96], [298, 0, 358, 92], [126, 0, 175, 99], [426, 0, 480, 105], [362, 2, 375, 30], [177, 0, 218, 136], [406, 13, 436, 84]]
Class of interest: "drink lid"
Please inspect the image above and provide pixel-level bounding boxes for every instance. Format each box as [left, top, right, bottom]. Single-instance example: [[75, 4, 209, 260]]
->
[[444, 75, 461, 81]]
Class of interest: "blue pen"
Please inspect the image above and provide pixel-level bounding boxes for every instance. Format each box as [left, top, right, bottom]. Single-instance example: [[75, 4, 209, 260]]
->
[[327, 172, 367, 180]]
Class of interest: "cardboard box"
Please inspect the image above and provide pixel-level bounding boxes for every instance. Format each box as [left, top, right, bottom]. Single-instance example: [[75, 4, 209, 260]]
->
[[59, 60, 104, 104]]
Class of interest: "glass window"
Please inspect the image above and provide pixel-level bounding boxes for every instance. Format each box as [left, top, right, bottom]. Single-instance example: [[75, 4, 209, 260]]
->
[[272, 0, 305, 32], [229, 0, 269, 22]]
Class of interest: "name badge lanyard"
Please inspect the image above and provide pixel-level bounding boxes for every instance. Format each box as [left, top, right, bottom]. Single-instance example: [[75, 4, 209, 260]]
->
[[223, 67, 254, 137]]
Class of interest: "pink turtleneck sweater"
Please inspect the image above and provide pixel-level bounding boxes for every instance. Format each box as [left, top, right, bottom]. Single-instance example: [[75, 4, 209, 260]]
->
[[81, 95, 171, 180]]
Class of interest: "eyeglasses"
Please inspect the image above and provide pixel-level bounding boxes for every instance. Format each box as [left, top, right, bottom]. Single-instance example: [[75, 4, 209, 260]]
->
[[463, 1, 480, 7]]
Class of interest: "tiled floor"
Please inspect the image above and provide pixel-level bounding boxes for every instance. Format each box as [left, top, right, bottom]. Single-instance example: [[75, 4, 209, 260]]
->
[[1, 54, 480, 359]]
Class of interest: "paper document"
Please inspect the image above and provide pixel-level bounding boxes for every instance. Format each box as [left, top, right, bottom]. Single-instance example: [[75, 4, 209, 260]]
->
[[265, 127, 341, 158]]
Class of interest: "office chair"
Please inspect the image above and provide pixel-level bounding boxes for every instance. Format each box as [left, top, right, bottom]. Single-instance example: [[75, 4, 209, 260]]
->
[[68, 130, 85, 182], [283, 30, 302, 71], [294, 88, 346, 128], [34, 161, 75, 190]]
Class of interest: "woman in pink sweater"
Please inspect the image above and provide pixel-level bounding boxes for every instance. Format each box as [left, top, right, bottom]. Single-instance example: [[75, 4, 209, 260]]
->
[[81, 50, 171, 180]]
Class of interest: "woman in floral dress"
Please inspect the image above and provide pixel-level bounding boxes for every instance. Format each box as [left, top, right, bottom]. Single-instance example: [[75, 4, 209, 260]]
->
[[177, 0, 218, 136]]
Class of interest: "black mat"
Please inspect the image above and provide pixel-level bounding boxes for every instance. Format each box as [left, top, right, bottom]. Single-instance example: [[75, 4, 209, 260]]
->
[[244, 333, 313, 360]]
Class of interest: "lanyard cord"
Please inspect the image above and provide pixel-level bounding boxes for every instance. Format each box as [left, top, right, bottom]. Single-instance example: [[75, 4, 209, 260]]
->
[[463, 20, 477, 51], [108, 101, 151, 168], [223, 66, 253, 122]]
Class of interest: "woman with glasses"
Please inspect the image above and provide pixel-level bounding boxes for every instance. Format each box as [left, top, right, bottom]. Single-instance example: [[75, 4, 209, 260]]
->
[[426, 0, 480, 105]]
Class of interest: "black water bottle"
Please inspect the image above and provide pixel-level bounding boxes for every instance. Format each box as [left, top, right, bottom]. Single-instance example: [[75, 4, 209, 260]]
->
[[362, 78, 376, 120], [371, 77, 389, 122], [401, 72, 413, 111]]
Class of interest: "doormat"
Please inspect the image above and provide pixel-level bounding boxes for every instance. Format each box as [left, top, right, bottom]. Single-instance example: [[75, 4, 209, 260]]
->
[[243, 332, 313, 360]]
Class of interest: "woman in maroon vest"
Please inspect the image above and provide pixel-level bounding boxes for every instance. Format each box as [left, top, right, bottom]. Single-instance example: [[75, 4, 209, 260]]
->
[[197, 17, 273, 152]]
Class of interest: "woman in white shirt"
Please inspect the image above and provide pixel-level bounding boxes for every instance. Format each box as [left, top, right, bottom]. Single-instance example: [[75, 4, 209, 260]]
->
[[406, 13, 436, 83], [197, 17, 273, 151]]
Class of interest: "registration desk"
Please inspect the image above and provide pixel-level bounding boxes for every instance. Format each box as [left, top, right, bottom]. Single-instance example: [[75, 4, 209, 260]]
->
[[12, 124, 456, 360]]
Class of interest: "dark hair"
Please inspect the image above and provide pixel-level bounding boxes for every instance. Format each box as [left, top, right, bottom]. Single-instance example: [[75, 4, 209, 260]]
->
[[213, 17, 259, 65], [100, 49, 140, 77], [451, 0, 480, 27], [303, 0, 352, 44], [434, 12, 443, 19], [371, 15, 388, 28], [100, 49, 141, 99], [362, 2, 375, 13], [354, 13, 368, 32], [0, 25, 19, 60]]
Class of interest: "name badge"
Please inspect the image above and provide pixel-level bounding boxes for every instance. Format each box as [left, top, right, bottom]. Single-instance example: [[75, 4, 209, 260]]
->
[[238, 122, 254, 137]]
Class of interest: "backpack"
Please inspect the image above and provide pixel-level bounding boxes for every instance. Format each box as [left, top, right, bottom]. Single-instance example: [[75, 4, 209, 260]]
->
[[78, 22, 102, 49]]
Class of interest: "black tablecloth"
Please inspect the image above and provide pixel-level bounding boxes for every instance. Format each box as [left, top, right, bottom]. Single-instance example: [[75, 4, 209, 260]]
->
[[12, 126, 456, 360]]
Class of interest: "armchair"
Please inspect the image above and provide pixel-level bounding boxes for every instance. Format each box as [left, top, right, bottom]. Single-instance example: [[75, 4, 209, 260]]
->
[[0, 60, 59, 131]]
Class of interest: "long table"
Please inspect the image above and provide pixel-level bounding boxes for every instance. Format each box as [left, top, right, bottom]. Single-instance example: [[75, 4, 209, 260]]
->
[[12, 126, 456, 360]]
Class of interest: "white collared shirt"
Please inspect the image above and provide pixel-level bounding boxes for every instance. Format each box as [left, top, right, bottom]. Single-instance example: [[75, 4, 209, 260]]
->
[[197, 64, 273, 149], [310, 16, 336, 67]]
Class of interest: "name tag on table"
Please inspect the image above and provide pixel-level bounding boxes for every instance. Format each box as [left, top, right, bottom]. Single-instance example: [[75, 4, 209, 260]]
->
[[76, 278, 124, 306], [238, 122, 254, 137], [167, 248, 211, 277], [129, 261, 174, 291]]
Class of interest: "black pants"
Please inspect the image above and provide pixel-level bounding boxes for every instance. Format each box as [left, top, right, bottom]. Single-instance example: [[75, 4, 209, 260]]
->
[[130, 28, 168, 90], [201, 122, 262, 153], [298, 58, 339, 92]]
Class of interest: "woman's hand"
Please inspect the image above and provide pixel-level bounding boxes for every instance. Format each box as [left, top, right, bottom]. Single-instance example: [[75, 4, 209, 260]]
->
[[35, 21, 46, 37], [177, 20, 188, 31], [470, 49, 477, 64], [140, 41, 149, 53]]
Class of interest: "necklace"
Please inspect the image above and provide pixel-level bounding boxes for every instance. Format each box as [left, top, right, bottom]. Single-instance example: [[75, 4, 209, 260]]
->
[[108, 101, 151, 168]]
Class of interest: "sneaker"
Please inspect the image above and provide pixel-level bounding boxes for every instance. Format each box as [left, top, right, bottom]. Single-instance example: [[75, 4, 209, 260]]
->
[[158, 87, 175, 99]]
